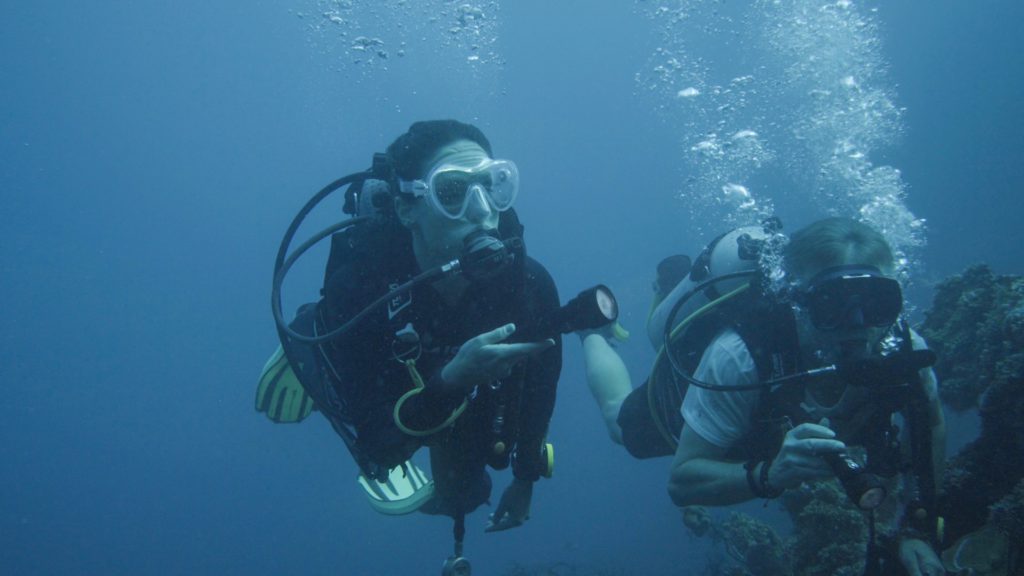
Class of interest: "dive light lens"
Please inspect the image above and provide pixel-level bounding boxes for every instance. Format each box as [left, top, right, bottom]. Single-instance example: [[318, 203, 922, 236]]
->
[[596, 286, 618, 322]]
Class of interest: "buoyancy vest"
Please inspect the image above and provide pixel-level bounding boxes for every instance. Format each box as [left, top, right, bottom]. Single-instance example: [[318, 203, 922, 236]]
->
[[644, 282, 800, 453], [651, 279, 925, 480], [733, 319, 924, 479], [309, 209, 535, 473]]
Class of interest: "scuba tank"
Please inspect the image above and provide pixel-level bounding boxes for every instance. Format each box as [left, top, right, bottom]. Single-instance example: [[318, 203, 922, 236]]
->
[[647, 221, 781, 351]]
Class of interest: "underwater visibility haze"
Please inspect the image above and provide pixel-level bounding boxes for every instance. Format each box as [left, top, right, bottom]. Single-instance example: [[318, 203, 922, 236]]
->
[[1, 1, 1022, 574]]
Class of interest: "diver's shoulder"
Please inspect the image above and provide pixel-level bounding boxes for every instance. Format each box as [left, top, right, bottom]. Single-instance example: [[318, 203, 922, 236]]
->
[[522, 255, 554, 280], [521, 256, 559, 300]]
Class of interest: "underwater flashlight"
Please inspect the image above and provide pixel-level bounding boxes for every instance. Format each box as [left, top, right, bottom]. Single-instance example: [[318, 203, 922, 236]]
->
[[823, 452, 887, 510], [545, 284, 619, 336]]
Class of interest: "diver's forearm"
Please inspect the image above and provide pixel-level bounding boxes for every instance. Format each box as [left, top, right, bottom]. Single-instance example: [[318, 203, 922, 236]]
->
[[668, 458, 759, 507]]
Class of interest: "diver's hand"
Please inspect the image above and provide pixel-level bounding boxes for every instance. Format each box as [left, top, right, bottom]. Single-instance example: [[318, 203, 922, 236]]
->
[[575, 320, 622, 343], [766, 423, 847, 490], [898, 538, 945, 576], [441, 324, 555, 393], [484, 478, 533, 533], [576, 318, 630, 346]]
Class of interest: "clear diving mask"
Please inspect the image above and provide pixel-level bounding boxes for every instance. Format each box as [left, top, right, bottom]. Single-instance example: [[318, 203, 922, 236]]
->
[[398, 158, 519, 220]]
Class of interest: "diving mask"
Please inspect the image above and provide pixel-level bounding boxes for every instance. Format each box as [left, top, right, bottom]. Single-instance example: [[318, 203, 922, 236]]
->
[[797, 266, 903, 332], [399, 158, 519, 220]]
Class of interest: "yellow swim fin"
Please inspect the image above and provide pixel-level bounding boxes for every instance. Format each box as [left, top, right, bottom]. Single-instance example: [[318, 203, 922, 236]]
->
[[256, 345, 315, 423]]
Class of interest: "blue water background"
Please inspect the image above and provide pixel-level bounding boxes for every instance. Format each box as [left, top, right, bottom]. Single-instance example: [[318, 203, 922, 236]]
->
[[2, 2, 1021, 574]]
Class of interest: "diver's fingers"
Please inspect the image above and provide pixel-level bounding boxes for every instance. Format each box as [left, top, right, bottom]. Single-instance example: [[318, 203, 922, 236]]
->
[[788, 423, 836, 440], [496, 339, 556, 359], [476, 323, 516, 346], [802, 438, 847, 456]]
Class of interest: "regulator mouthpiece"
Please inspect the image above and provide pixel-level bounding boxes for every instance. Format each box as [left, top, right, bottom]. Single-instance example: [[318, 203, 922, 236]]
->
[[459, 230, 515, 282]]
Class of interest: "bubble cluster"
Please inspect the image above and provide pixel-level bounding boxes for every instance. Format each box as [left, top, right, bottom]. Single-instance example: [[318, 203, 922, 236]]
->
[[441, 2, 502, 65], [635, 0, 926, 268], [758, 226, 792, 297], [296, 0, 503, 79], [635, 3, 776, 231], [684, 126, 776, 226], [762, 0, 925, 261]]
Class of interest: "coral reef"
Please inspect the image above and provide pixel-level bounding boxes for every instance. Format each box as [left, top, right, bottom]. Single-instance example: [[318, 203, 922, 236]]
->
[[683, 480, 885, 576], [941, 526, 1011, 576], [988, 479, 1024, 544], [919, 265, 1024, 413], [919, 265, 1024, 551], [682, 506, 791, 576], [916, 265, 1024, 574], [781, 481, 869, 576], [719, 512, 790, 576]]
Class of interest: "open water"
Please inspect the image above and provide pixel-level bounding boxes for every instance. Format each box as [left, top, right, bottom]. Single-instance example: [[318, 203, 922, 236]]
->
[[2, 1, 1021, 574]]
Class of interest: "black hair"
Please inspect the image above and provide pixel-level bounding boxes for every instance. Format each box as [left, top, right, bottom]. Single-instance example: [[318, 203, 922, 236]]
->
[[385, 119, 493, 181]]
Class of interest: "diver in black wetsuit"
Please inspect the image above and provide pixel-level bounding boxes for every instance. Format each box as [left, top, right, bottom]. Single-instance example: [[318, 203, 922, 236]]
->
[[269, 120, 562, 535]]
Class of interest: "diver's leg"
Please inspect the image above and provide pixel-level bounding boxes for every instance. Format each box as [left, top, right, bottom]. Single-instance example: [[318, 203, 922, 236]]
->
[[420, 441, 491, 518], [580, 333, 632, 445]]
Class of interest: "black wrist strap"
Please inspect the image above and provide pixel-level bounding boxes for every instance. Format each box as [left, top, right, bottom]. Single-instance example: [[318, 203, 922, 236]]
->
[[744, 460, 761, 497], [745, 458, 784, 499]]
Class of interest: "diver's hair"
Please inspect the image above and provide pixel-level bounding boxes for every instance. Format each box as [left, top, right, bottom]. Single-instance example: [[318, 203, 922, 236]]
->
[[784, 217, 894, 280], [386, 119, 493, 181]]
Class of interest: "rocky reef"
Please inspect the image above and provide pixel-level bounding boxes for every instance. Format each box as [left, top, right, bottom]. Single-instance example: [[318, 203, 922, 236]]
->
[[682, 481, 884, 576], [919, 265, 1024, 573], [919, 265, 1024, 413], [681, 506, 792, 576], [781, 481, 870, 576]]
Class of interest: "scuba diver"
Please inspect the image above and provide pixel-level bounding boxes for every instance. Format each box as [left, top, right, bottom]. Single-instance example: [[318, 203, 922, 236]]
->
[[257, 120, 614, 574], [578, 218, 947, 576]]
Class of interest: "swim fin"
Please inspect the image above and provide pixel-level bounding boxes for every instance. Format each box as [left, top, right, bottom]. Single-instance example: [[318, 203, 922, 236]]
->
[[256, 345, 315, 423], [358, 461, 435, 515]]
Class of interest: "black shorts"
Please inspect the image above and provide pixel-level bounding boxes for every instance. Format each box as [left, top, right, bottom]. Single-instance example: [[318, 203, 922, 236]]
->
[[617, 379, 680, 460]]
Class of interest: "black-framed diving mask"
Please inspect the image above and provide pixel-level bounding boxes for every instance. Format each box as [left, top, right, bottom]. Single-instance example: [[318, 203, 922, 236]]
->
[[398, 158, 519, 220], [796, 266, 903, 332]]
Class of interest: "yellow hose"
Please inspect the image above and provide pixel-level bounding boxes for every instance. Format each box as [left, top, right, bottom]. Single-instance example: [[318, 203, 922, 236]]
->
[[393, 359, 468, 437]]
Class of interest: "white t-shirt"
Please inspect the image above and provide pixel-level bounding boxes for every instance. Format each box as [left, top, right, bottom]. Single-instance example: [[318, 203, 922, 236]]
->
[[680, 327, 938, 449], [680, 329, 761, 448]]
